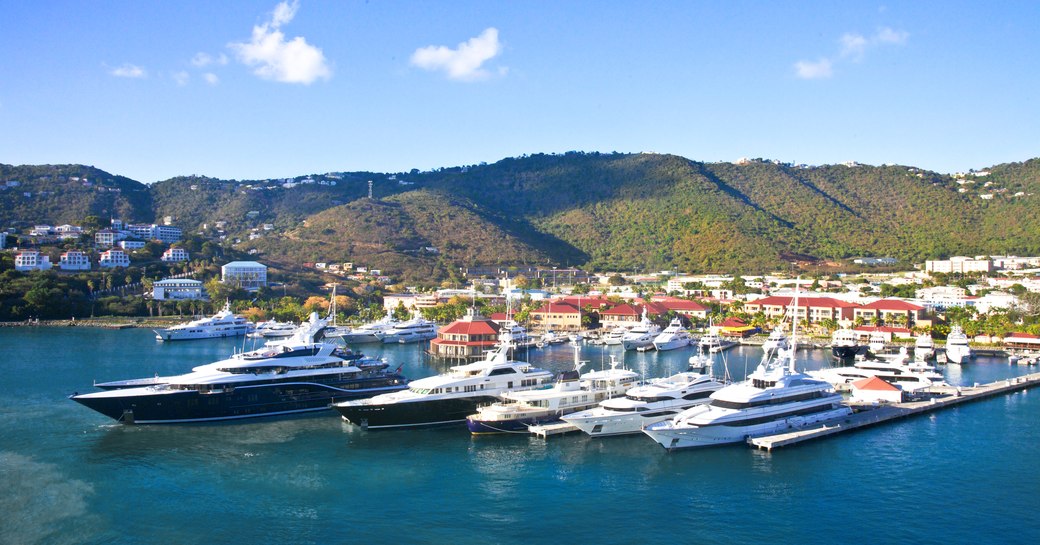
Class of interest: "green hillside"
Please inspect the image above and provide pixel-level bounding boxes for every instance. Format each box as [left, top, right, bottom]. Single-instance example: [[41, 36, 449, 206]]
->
[[4, 153, 1040, 279]]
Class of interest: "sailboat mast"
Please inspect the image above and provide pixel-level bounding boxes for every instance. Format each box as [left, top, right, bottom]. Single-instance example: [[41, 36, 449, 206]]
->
[[790, 277, 800, 373]]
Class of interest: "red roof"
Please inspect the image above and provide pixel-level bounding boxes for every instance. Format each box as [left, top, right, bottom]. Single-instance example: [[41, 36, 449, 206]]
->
[[558, 296, 615, 309], [859, 299, 924, 311], [658, 300, 708, 312], [718, 317, 749, 328], [1006, 332, 1040, 339], [488, 312, 509, 321], [749, 296, 858, 308], [851, 376, 900, 391], [439, 320, 501, 336], [853, 325, 912, 334], [533, 302, 581, 315], [600, 303, 641, 317]]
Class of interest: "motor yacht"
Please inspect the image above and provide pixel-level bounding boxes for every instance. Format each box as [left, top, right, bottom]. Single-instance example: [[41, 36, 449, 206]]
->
[[831, 328, 866, 360], [621, 312, 662, 351], [72, 314, 407, 424], [652, 318, 693, 351], [337, 312, 398, 344], [333, 333, 554, 429], [153, 301, 253, 341], [945, 326, 973, 364], [563, 370, 724, 437], [466, 356, 639, 434], [914, 333, 935, 362], [644, 289, 852, 450]]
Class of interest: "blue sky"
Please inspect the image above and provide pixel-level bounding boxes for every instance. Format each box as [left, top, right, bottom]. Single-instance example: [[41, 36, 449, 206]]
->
[[1, 1, 1038, 183]]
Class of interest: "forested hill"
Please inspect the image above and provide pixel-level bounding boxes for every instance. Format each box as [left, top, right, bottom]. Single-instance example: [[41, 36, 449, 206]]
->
[[3, 154, 1040, 278]]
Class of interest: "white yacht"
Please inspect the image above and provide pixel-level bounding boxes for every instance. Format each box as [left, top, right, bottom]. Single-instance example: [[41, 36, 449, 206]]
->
[[382, 315, 438, 344], [945, 326, 973, 364], [539, 330, 568, 345], [699, 332, 736, 353], [652, 318, 693, 351], [621, 311, 662, 351], [601, 327, 627, 346], [914, 333, 935, 362], [334, 333, 554, 429], [337, 312, 398, 344], [153, 302, 254, 341], [563, 370, 724, 437], [762, 328, 791, 353], [466, 356, 640, 434], [249, 320, 296, 338], [644, 289, 852, 450], [831, 328, 866, 360], [868, 331, 887, 355], [810, 351, 944, 392]]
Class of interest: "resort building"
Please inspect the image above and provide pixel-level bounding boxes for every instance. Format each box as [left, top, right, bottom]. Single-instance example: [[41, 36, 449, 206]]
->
[[529, 301, 582, 332], [221, 261, 267, 290], [95, 229, 127, 247], [161, 247, 190, 262], [742, 295, 858, 324], [428, 310, 502, 360], [14, 250, 52, 271], [127, 224, 182, 244], [924, 257, 993, 275], [118, 240, 146, 251], [99, 249, 130, 268], [59, 250, 91, 271], [853, 299, 926, 327], [152, 279, 205, 301]]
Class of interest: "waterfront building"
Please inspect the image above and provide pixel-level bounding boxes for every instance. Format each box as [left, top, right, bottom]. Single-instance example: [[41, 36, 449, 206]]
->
[[59, 250, 91, 271], [742, 295, 857, 324], [161, 247, 189, 262], [850, 376, 903, 404], [382, 293, 440, 313], [221, 261, 267, 290], [853, 299, 926, 327], [530, 301, 582, 332], [429, 310, 501, 359], [654, 297, 710, 320], [99, 249, 130, 268], [14, 250, 52, 271], [152, 278, 205, 301]]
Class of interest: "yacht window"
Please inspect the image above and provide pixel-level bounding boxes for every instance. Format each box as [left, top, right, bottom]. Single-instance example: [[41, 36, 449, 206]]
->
[[488, 368, 518, 376]]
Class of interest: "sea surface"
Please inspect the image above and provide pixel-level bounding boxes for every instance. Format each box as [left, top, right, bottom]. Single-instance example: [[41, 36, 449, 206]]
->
[[2, 327, 1038, 545]]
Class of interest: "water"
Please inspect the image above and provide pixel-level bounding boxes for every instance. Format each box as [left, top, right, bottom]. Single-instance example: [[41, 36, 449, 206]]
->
[[2, 327, 1038, 545]]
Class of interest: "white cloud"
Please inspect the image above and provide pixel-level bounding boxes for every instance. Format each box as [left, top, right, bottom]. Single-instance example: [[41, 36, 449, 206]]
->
[[203, 73, 219, 85], [410, 28, 504, 82], [794, 58, 833, 79], [840, 33, 868, 58], [191, 52, 228, 67], [172, 71, 190, 86], [110, 63, 146, 78], [228, 0, 331, 85], [875, 27, 909, 45]]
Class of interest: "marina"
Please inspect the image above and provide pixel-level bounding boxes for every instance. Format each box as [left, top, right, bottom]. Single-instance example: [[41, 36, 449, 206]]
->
[[4, 325, 1040, 545]]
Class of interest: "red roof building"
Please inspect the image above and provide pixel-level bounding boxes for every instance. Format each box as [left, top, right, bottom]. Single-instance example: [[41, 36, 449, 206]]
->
[[854, 299, 926, 327], [654, 298, 709, 319], [429, 311, 502, 360], [743, 296, 858, 323], [850, 376, 903, 403], [530, 301, 582, 332]]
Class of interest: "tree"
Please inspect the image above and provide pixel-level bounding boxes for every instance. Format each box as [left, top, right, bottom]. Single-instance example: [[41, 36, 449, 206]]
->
[[607, 274, 626, 286], [513, 275, 529, 290], [571, 282, 591, 295]]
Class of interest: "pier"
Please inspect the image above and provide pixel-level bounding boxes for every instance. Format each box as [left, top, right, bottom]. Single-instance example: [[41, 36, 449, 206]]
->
[[748, 372, 1040, 451]]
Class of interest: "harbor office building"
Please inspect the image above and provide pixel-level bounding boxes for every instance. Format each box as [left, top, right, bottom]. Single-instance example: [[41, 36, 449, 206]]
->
[[221, 261, 267, 291], [153, 279, 206, 301]]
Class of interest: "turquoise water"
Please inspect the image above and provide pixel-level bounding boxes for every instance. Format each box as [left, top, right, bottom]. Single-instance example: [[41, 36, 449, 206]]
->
[[2, 327, 1038, 545]]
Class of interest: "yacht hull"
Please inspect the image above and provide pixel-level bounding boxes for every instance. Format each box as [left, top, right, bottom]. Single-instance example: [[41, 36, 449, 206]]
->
[[71, 378, 407, 424], [466, 413, 562, 434], [154, 326, 252, 342], [564, 408, 686, 437], [644, 405, 852, 450], [335, 395, 500, 429]]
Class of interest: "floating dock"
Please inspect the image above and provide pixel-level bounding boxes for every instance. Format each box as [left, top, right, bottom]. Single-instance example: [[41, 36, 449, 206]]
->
[[529, 422, 580, 438], [748, 372, 1040, 451]]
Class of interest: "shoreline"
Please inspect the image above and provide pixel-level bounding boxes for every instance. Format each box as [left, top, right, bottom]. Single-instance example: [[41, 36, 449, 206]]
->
[[0, 317, 188, 329]]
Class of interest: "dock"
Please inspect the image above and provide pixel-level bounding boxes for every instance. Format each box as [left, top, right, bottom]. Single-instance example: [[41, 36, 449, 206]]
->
[[529, 422, 580, 438], [748, 372, 1040, 451]]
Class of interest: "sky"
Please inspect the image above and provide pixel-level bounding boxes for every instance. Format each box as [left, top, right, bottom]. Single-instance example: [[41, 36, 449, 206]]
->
[[1, 0, 1038, 183]]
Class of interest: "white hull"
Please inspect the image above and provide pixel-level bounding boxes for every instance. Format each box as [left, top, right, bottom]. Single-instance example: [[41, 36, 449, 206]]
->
[[154, 326, 251, 341], [644, 405, 852, 450], [622, 335, 655, 351], [945, 346, 973, 364], [653, 338, 690, 351]]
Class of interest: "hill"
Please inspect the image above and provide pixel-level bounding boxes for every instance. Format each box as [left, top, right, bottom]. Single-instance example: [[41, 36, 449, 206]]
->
[[4, 154, 1040, 279]]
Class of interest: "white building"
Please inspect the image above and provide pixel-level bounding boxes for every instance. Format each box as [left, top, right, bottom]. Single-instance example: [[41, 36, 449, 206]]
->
[[99, 249, 130, 268], [95, 229, 127, 247], [59, 250, 91, 271], [161, 247, 189, 262], [15, 250, 52, 271], [152, 278, 205, 301], [118, 240, 146, 250], [925, 257, 993, 275], [127, 224, 181, 244], [221, 261, 267, 290]]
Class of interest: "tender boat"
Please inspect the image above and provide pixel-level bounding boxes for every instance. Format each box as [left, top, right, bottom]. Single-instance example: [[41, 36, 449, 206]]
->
[[153, 301, 253, 341], [333, 333, 554, 429], [72, 314, 407, 424], [652, 318, 693, 351], [466, 356, 639, 434], [644, 289, 852, 450], [563, 369, 724, 437], [945, 325, 973, 364]]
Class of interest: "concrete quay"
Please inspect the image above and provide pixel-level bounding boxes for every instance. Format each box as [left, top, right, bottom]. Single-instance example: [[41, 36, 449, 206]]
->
[[748, 371, 1040, 451]]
